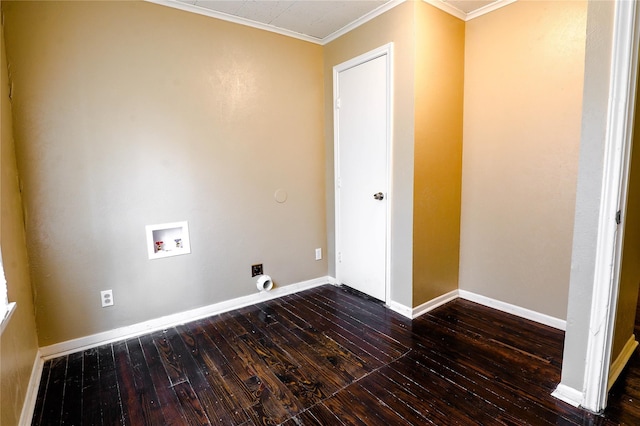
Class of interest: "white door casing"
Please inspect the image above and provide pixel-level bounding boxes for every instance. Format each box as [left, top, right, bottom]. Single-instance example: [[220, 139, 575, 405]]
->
[[334, 44, 393, 302]]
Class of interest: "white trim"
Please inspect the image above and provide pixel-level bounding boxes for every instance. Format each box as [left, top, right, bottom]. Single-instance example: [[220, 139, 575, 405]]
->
[[387, 292, 457, 320], [326, 276, 339, 286], [323, 0, 405, 45], [411, 290, 458, 319], [386, 300, 413, 318], [551, 383, 583, 408], [333, 43, 394, 306], [39, 276, 330, 359], [390, 289, 562, 326], [458, 290, 566, 331], [146, 0, 321, 44], [608, 335, 638, 391], [148, 0, 406, 46], [0, 301, 16, 335], [465, 0, 517, 21], [19, 351, 44, 426], [422, 0, 516, 22], [422, 0, 466, 20], [148, 0, 519, 46], [582, 0, 640, 413]]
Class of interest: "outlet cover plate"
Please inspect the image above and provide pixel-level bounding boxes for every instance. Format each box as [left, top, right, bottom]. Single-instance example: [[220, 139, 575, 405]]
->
[[251, 264, 263, 277], [101, 290, 114, 307]]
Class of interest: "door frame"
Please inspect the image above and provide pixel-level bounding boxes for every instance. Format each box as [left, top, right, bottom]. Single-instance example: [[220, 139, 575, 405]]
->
[[333, 43, 393, 304], [581, 0, 640, 412]]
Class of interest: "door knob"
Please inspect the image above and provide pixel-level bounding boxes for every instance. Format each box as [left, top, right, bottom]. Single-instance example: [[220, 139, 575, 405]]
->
[[373, 192, 384, 200]]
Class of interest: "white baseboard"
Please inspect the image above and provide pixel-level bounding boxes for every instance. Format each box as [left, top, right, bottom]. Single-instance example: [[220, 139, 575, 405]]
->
[[38, 280, 568, 358], [39, 276, 331, 359], [608, 334, 639, 390], [387, 290, 458, 319], [386, 300, 412, 318], [458, 290, 566, 331], [552, 383, 583, 407], [411, 290, 458, 318], [19, 350, 44, 426]]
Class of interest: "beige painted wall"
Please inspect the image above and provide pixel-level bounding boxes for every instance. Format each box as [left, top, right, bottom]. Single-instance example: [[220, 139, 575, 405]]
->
[[3, 1, 326, 346], [460, 0, 587, 320], [412, 1, 464, 306], [323, 1, 415, 307], [611, 79, 640, 364], [0, 21, 40, 426]]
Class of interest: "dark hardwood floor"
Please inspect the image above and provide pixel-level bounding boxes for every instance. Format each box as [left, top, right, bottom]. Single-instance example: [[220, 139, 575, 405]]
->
[[31, 284, 640, 425]]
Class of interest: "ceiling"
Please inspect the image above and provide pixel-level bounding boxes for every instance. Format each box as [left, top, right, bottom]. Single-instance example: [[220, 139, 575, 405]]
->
[[150, 0, 514, 44]]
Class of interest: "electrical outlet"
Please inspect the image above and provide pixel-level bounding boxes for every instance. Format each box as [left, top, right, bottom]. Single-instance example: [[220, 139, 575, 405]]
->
[[101, 289, 114, 307], [315, 248, 322, 261], [251, 264, 263, 277]]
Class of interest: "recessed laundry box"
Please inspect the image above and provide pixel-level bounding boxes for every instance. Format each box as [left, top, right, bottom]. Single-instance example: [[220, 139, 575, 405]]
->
[[146, 221, 191, 260]]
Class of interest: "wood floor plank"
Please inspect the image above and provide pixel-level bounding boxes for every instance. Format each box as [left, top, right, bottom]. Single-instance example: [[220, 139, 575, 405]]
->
[[98, 344, 123, 425], [306, 402, 346, 425], [249, 303, 350, 394], [279, 296, 386, 374], [311, 286, 415, 348], [287, 292, 408, 361], [430, 300, 563, 365], [176, 322, 251, 423], [197, 317, 258, 385], [218, 312, 306, 418], [345, 380, 417, 425], [113, 340, 146, 425], [223, 311, 330, 407], [139, 333, 188, 426], [171, 381, 213, 426], [380, 363, 482, 425], [29, 284, 640, 426], [165, 327, 241, 425], [126, 337, 166, 425], [411, 312, 560, 397], [186, 319, 256, 410], [387, 357, 523, 425], [205, 316, 300, 425], [259, 299, 386, 375], [38, 355, 66, 424], [81, 348, 102, 426], [279, 411, 322, 426], [152, 331, 188, 387], [30, 358, 51, 426], [401, 345, 558, 425], [356, 371, 437, 426], [152, 330, 214, 425], [60, 351, 83, 425]]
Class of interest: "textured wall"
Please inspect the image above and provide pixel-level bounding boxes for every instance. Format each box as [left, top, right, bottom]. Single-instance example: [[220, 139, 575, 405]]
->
[[3, 1, 326, 346], [0, 19, 40, 426], [412, 1, 465, 306], [323, 1, 415, 307], [460, 0, 587, 319]]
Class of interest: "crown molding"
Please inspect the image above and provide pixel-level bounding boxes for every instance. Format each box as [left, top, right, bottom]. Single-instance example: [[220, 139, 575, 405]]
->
[[148, 0, 405, 46], [148, 0, 516, 46], [466, 0, 517, 21], [423, 0, 466, 20], [423, 0, 516, 22], [146, 0, 323, 44], [322, 0, 406, 45]]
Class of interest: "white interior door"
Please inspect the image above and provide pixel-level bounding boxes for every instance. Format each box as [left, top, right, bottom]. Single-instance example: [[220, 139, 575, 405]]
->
[[335, 48, 390, 302]]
